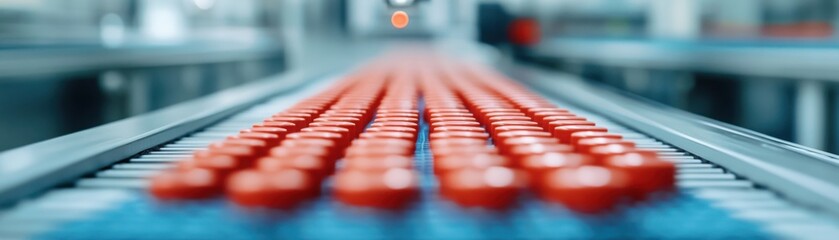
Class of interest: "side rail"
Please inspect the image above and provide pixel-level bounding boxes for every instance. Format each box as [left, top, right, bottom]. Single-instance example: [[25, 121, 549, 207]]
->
[[0, 66, 341, 206], [508, 64, 839, 217]]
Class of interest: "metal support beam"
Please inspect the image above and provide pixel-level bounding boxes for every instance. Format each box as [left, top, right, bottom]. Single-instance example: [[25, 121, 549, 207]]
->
[[795, 81, 827, 150]]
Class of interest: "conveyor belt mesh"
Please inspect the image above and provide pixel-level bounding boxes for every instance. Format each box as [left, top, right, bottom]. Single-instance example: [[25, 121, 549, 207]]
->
[[36, 100, 768, 239]]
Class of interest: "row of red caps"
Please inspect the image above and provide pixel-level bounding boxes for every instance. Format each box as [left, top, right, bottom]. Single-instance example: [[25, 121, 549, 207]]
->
[[149, 60, 434, 209], [416, 63, 676, 213], [149, 65, 387, 208], [332, 66, 423, 209]]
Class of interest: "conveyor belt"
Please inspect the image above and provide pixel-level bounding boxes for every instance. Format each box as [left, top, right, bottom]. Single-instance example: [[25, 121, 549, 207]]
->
[[1, 50, 839, 239]]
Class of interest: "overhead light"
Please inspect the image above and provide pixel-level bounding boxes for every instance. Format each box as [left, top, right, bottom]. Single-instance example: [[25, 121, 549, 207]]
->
[[387, 0, 416, 8], [193, 0, 215, 10]]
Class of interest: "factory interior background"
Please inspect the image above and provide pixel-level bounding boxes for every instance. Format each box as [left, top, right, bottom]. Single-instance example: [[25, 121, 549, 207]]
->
[[0, 0, 836, 154]]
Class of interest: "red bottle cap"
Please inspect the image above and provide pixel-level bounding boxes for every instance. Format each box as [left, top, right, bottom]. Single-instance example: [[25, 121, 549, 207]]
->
[[257, 156, 332, 180], [280, 138, 337, 152], [432, 145, 498, 159], [375, 117, 418, 123], [149, 168, 222, 200], [273, 112, 314, 121], [604, 153, 676, 199], [365, 126, 418, 134], [429, 131, 490, 140], [508, 143, 574, 161], [488, 116, 532, 122], [334, 168, 419, 209], [287, 132, 347, 148], [227, 169, 319, 209], [569, 132, 623, 146], [484, 112, 526, 118], [319, 113, 364, 120], [430, 121, 481, 128], [576, 138, 636, 153], [525, 108, 569, 117], [371, 121, 418, 129], [314, 117, 361, 124], [432, 126, 486, 133], [350, 138, 415, 149], [192, 152, 253, 175], [434, 154, 511, 175], [377, 113, 418, 119], [519, 153, 593, 191], [309, 121, 359, 136], [553, 126, 608, 143], [540, 166, 630, 213], [343, 155, 414, 170], [210, 138, 269, 155], [588, 144, 657, 164], [546, 121, 595, 132], [430, 138, 488, 149], [439, 167, 527, 209], [429, 113, 473, 119], [232, 132, 283, 146], [494, 126, 544, 135], [427, 108, 470, 114], [270, 145, 335, 163], [360, 131, 416, 141], [256, 121, 299, 132], [495, 130, 552, 144], [196, 145, 260, 165], [266, 117, 307, 128], [538, 116, 585, 128], [285, 109, 319, 115], [502, 136, 559, 146], [242, 127, 288, 139], [345, 145, 414, 157]]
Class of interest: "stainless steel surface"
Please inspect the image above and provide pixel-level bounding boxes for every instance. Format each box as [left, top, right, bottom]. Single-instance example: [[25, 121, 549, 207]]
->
[[529, 38, 839, 81], [0, 43, 283, 79], [0, 75, 333, 238], [0, 63, 344, 206], [509, 64, 839, 217]]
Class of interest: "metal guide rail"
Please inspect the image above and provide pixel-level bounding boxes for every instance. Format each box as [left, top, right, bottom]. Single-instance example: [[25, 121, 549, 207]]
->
[[1, 58, 839, 239]]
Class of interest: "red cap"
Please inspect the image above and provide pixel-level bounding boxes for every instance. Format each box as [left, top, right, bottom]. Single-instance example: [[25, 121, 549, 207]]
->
[[431, 121, 481, 128], [508, 143, 574, 161], [588, 144, 657, 164], [257, 156, 333, 180], [342, 155, 414, 171], [360, 131, 416, 141], [429, 131, 490, 140], [232, 132, 283, 146], [149, 168, 222, 200], [256, 121, 299, 132], [569, 132, 623, 146], [227, 169, 319, 209], [376, 117, 419, 123], [519, 153, 593, 191], [575, 138, 635, 153], [433, 126, 486, 133], [540, 166, 629, 213], [433, 154, 511, 175], [439, 167, 527, 209], [334, 168, 419, 209], [553, 126, 608, 143], [604, 153, 676, 199]]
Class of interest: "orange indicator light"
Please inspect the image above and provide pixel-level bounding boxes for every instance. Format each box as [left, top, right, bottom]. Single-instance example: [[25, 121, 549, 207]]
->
[[391, 11, 409, 29]]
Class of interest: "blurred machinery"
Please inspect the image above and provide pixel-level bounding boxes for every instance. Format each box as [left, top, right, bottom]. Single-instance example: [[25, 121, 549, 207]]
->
[[1, 0, 839, 239], [0, 0, 285, 151], [347, 0, 474, 38]]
